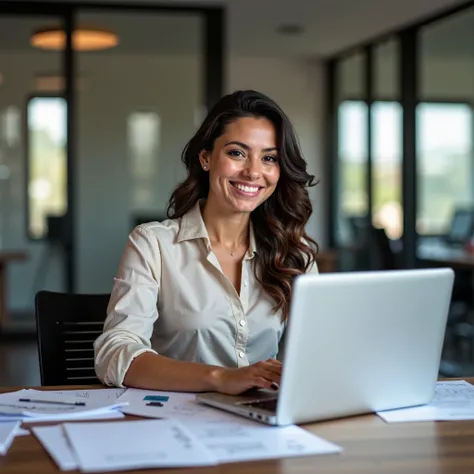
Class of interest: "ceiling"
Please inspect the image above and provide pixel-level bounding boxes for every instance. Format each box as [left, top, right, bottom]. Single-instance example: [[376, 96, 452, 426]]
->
[[1, 0, 473, 58]]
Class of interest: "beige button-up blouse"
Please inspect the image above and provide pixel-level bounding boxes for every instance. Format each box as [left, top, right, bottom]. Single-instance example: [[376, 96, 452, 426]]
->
[[94, 201, 318, 387]]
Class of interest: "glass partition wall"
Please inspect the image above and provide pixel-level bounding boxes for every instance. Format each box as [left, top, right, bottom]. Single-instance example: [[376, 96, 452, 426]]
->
[[326, 2, 474, 376], [327, 2, 474, 271], [0, 2, 223, 334]]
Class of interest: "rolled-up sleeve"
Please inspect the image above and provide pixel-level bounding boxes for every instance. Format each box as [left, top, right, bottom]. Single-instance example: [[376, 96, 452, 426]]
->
[[94, 226, 161, 387]]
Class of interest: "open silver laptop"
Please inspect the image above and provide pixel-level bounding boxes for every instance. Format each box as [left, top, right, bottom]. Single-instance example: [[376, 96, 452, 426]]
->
[[197, 268, 454, 425]]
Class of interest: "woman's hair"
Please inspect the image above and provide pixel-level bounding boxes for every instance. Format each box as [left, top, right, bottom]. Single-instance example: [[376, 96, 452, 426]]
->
[[167, 90, 318, 320]]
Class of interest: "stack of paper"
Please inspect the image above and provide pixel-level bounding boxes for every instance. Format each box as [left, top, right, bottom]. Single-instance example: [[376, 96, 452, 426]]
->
[[0, 421, 20, 455], [0, 388, 127, 423], [32, 419, 341, 472], [377, 380, 474, 423]]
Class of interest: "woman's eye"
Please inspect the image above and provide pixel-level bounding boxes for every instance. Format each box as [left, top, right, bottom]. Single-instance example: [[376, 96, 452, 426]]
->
[[263, 155, 278, 163], [228, 149, 244, 158]]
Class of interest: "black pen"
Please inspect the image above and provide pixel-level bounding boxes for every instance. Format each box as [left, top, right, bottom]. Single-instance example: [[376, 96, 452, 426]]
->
[[18, 398, 86, 406]]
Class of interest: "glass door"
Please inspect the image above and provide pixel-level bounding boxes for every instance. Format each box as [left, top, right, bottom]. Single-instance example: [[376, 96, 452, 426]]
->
[[0, 12, 68, 333]]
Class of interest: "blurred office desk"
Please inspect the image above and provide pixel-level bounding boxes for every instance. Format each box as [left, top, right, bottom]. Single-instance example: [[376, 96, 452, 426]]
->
[[418, 240, 474, 270], [0, 251, 28, 331], [3, 382, 474, 474]]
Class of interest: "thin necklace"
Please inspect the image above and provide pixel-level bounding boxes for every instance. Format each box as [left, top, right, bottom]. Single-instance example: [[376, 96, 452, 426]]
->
[[215, 240, 246, 257], [224, 242, 241, 257]]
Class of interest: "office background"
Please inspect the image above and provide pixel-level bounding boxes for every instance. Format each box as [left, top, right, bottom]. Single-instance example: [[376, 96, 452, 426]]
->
[[0, 0, 473, 384]]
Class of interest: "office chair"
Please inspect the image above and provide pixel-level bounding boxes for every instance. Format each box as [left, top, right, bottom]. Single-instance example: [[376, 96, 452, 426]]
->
[[369, 227, 397, 270], [35, 291, 110, 386]]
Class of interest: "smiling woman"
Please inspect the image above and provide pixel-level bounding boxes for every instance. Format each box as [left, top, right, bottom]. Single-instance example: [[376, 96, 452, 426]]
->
[[199, 117, 280, 216], [94, 90, 319, 396]]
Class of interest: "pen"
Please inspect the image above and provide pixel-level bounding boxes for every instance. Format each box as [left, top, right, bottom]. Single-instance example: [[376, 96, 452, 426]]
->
[[18, 398, 86, 406]]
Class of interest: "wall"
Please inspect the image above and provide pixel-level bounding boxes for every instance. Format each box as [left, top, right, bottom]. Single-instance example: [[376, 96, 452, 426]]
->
[[228, 57, 327, 250], [340, 54, 474, 101]]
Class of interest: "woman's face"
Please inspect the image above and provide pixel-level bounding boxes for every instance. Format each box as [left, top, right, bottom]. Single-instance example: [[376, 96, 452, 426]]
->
[[200, 116, 281, 215]]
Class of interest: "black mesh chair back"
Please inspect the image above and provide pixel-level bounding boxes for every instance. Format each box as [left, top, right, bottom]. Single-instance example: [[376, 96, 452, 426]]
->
[[35, 291, 110, 386]]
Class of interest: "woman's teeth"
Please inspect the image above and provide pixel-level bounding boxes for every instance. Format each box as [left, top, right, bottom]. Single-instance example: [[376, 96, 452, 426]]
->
[[233, 183, 260, 193]]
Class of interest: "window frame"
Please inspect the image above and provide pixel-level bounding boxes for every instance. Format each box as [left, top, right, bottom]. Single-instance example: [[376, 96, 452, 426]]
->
[[336, 97, 474, 239]]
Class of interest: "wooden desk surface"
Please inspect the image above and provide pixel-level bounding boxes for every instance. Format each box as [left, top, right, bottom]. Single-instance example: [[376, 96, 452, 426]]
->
[[0, 251, 27, 263], [2, 382, 474, 474]]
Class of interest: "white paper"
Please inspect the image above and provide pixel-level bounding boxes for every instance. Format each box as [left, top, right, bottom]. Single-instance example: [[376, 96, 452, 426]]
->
[[20, 410, 125, 424], [47, 388, 126, 404], [0, 421, 20, 455], [0, 388, 127, 419], [377, 380, 474, 423], [32, 426, 78, 471], [181, 420, 342, 463], [63, 419, 217, 472], [116, 388, 241, 421]]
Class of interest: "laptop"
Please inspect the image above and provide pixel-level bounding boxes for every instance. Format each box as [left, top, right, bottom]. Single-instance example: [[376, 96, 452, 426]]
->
[[445, 209, 474, 246], [197, 268, 454, 426]]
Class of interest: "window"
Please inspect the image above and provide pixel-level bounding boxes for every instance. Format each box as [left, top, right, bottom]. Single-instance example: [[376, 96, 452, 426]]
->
[[371, 101, 402, 239], [27, 96, 67, 239], [338, 100, 369, 217], [338, 100, 472, 239], [127, 110, 161, 208], [338, 100, 403, 240], [417, 102, 473, 235]]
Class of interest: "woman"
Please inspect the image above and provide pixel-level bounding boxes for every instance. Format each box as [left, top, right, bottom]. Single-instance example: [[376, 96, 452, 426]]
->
[[94, 90, 318, 395]]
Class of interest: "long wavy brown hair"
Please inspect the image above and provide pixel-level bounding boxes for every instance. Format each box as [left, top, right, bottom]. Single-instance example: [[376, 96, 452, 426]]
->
[[167, 90, 318, 320]]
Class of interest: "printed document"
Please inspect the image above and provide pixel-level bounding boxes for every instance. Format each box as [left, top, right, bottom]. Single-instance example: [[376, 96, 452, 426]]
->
[[63, 419, 217, 471], [181, 419, 342, 463], [0, 388, 127, 421], [32, 425, 78, 471], [377, 380, 474, 422]]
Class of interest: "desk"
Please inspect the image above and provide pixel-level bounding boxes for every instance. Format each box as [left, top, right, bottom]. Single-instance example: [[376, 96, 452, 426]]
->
[[2, 382, 474, 473], [0, 251, 28, 330], [418, 242, 474, 271], [315, 250, 337, 273]]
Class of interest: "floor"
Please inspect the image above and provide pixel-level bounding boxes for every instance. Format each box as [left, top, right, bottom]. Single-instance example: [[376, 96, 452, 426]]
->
[[0, 340, 41, 386]]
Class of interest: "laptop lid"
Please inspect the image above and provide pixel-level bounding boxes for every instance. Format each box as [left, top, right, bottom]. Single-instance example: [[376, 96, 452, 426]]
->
[[276, 268, 454, 425]]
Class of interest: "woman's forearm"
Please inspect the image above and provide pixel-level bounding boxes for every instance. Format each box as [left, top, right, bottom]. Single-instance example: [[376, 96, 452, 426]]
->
[[123, 351, 225, 392]]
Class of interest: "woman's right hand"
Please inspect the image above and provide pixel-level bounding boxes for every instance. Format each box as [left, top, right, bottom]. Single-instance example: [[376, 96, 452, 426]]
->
[[212, 359, 282, 395]]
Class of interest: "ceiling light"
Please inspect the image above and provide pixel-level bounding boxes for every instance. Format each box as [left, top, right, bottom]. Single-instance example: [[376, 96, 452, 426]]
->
[[31, 26, 118, 51]]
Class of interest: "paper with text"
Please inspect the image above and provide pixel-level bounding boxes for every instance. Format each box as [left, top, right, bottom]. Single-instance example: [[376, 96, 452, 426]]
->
[[377, 380, 474, 422], [48, 388, 126, 404], [63, 419, 217, 472], [32, 426, 78, 471], [0, 388, 127, 419], [181, 420, 342, 463]]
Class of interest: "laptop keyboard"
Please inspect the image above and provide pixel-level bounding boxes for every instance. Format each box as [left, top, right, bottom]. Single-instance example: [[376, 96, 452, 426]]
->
[[241, 398, 278, 412]]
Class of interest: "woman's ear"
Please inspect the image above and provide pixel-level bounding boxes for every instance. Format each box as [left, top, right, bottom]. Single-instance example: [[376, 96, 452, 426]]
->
[[199, 150, 210, 171]]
